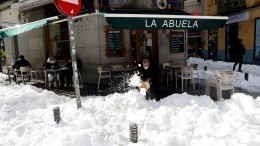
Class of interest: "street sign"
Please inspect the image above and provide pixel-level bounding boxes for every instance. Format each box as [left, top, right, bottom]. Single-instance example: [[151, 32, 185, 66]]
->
[[54, 0, 82, 16]]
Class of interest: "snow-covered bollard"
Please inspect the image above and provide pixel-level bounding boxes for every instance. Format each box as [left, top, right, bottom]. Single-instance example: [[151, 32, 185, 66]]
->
[[129, 123, 138, 143], [53, 107, 61, 124], [204, 66, 207, 71], [245, 73, 249, 81]]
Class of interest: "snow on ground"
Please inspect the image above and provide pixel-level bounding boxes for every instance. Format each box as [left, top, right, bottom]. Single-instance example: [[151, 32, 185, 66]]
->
[[0, 74, 260, 146], [188, 58, 260, 93]]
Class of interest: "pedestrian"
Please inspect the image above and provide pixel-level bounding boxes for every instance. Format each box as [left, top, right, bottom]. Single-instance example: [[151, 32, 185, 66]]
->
[[12, 55, 31, 82], [233, 39, 245, 72], [137, 58, 159, 101]]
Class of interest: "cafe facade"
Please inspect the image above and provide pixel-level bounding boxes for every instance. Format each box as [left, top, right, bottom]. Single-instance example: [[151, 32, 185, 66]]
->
[[1, 0, 227, 84]]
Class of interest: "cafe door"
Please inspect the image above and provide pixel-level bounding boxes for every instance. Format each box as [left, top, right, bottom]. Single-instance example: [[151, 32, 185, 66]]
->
[[130, 30, 158, 70]]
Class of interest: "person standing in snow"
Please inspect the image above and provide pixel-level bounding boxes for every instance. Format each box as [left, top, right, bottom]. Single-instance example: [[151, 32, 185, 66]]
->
[[233, 39, 245, 72], [137, 58, 159, 101]]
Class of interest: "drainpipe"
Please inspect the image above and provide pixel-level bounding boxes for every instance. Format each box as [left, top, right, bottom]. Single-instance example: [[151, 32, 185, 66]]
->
[[185, 29, 188, 65]]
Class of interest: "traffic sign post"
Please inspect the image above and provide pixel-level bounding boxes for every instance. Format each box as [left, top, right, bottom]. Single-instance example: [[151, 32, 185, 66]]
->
[[54, 0, 82, 109]]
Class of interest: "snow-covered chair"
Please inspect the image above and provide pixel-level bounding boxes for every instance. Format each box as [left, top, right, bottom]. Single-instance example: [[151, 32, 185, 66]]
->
[[204, 70, 234, 101]]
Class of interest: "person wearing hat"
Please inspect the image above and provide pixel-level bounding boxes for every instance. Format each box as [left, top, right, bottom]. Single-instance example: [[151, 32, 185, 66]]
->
[[44, 57, 60, 87]]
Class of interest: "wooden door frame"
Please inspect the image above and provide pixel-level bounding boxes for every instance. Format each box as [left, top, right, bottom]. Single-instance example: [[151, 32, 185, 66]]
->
[[129, 29, 158, 68]]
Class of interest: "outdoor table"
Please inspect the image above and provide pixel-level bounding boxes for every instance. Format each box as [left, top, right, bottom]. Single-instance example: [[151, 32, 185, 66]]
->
[[165, 65, 184, 88], [45, 67, 70, 92]]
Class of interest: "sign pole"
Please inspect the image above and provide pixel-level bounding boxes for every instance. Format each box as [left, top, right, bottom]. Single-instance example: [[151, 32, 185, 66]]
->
[[68, 16, 82, 109]]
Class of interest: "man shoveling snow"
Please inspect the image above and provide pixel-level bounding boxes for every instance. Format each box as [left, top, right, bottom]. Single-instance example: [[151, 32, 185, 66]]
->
[[130, 58, 159, 101]]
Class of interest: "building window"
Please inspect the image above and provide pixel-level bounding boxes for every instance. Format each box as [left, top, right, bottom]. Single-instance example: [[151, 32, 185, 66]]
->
[[104, 26, 125, 58], [255, 18, 260, 61]]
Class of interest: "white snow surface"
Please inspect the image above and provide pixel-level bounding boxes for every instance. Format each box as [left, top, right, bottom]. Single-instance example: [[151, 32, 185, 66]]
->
[[0, 74, 260, 145], [188, 58, 260, 93]]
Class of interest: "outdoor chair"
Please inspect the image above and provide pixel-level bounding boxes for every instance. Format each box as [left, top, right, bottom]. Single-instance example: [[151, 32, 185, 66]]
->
[[204, 70, 234, 101], [31, 63, 44, 81], [175, 66, 195, 91], [15, 66, 31, 84], [97, 66, 112, 90], [190, 63, 200, 85], [160, 62, 172, 83]]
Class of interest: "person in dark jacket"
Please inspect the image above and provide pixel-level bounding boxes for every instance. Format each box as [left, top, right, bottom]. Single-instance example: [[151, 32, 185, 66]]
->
[[233, 39, 245, 72], [12, 55, 31, 82], [12, 55, 31, 70], [137, 58, 159, 101]]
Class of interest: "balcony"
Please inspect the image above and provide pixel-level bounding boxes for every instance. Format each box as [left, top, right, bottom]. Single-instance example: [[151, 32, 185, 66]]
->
[[218, 0, 246, 15]]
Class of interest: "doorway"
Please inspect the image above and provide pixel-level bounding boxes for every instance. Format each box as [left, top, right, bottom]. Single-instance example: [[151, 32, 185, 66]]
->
[[225, 23, 238, 61], [130, 30, 158, 71]]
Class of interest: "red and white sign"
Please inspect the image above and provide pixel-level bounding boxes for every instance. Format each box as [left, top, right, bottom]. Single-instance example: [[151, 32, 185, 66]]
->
[[54, 0, 82, 16]]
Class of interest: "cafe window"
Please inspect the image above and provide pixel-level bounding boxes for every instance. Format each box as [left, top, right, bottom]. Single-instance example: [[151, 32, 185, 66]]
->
[[104, 26, 125, 58], [47, 22, 70, 60], [169, 31, 185, 53]]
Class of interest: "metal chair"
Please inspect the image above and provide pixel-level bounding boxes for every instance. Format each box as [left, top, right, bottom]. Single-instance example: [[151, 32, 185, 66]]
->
[[97, 66, 112, 90], [31, 63, 44, 81], [160, 63, 172, 83], [15, 66, 31, 84]]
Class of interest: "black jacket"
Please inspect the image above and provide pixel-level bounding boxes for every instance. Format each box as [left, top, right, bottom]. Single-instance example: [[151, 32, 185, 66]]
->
[[44, 62, 59, 70], [12, 58, 31, 69], [137, 65, 156, 83], [235, 43, 245, 56]]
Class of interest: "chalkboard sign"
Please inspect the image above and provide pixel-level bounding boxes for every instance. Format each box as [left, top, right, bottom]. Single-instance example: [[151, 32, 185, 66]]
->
[[170, 32, 184, 53], [108, 31, 122, 55], [105, 26, 125, 57]]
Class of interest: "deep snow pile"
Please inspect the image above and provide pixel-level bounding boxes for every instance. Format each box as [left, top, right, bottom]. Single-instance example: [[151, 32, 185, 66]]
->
[[0, 83, 260, 146]]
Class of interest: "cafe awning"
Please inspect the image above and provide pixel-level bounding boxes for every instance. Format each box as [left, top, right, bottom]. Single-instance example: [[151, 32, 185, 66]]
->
[[104, 14, 229, 30], [0, 16, 58, 39]]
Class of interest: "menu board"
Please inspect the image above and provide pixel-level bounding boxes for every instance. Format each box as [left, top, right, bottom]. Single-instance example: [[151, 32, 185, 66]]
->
[[170, 32, 184, 53], [108, 30, 122, 55]]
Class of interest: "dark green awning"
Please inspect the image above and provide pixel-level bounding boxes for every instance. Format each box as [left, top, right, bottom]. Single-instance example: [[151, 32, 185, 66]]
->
[[0, 16, 58, 39], [104, 14, 229, 30]]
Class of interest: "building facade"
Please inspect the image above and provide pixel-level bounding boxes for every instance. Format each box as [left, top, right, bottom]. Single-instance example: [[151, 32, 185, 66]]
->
[[1, 0, 205, 84], [202, 0, 260, 63]]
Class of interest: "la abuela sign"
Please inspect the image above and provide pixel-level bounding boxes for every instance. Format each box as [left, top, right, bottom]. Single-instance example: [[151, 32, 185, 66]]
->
[[145, 19, 199, 29]]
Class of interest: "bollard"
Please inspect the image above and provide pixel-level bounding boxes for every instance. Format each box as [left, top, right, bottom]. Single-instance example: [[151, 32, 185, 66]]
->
[[129, 123, 138, 143], [53, 107, 61, 124], [204, 66, 207, 71], [245, 73, 249, 81]]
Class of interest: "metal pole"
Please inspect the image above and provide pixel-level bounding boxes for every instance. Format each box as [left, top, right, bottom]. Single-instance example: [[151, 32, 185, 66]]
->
[[184, 29, 188, 65], [245, 73, 249, 81], [67, 16, 82, 109]]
